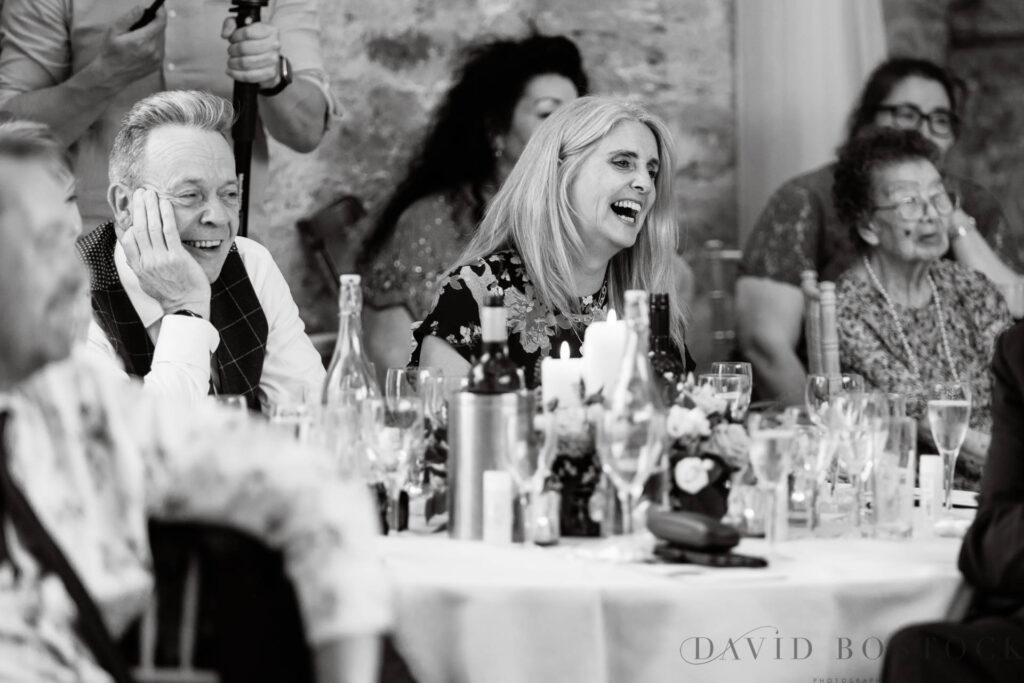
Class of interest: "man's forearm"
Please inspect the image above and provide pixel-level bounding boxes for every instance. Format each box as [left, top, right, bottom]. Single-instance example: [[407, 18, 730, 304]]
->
[[258, 79, 327, 152], [0, 62, 122, 145]]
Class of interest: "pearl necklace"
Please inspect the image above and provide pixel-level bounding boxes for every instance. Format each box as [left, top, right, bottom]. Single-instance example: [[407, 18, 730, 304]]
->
[[861, 255, 960, 384]]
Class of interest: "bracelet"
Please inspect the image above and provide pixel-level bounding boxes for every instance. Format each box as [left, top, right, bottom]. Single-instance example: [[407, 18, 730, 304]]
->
[[170, 309, 204, 319]]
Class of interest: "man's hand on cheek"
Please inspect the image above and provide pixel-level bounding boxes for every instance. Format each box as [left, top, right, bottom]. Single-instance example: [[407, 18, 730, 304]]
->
[[120, 188, 212, 319]]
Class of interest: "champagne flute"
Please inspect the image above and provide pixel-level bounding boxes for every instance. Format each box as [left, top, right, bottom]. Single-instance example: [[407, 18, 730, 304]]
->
[[927, 381, 971, 513], [710, 362, 753, 419], [746, 411, 796, 557]]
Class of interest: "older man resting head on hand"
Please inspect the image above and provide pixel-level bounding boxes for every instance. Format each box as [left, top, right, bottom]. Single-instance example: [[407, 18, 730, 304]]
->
[[78, 89, 324, 410], [0, 121, 387, 682]]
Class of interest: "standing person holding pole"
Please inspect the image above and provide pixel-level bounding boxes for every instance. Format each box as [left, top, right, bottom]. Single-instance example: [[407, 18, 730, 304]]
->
[[0, 0, 335, 238]]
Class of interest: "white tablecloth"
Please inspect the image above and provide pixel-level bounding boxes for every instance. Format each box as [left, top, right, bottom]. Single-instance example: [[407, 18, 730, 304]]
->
[[380, 534, 965, 683]]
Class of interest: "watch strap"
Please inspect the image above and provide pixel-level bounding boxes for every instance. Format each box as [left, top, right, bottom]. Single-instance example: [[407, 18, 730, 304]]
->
[[170, 309, 204, 319], [259, 56, 292, 97]]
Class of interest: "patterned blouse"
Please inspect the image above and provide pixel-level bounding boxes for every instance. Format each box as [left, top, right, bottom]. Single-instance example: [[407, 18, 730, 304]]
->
[[741, 163, 1024, 285], [361, 190, 481, 321], [409, 249, 694, 388], [836, 260, 1012, 484], [0, 353, 390, 681]]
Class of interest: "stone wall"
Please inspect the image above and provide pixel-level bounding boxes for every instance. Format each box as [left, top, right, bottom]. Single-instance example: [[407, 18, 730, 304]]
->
[[262, 0, 736, 334]]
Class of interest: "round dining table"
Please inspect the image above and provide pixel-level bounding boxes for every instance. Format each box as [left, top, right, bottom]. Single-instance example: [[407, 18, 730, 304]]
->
[[379, 531, 966, 683]]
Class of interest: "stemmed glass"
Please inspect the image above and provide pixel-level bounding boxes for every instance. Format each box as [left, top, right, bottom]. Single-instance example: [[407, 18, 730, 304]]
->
[[498, 409, 546, 543], [698, 373, 746, 421], [842, 392, 888, 530], [364, 369, 426, 532], [804, 373, 865, 493], [386, 368, 430, 492], [710, 362, 753, 420], [746, 411, 797, 557], [927, 381, 971, 513], [596, 405, 663, 537]]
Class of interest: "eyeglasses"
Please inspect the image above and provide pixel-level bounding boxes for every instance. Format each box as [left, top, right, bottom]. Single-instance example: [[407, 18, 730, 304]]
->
[[872, 191, 958, 221], [876, 103, 959, 139]]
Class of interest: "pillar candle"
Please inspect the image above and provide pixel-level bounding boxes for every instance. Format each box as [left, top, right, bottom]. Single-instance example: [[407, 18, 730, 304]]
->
[[582, 309, 629, 400], [541, 342, 584, 410]]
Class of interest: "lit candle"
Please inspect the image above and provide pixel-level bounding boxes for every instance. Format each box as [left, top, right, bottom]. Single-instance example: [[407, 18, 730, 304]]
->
[[541, 342, 584, 410], [582, 309, 628, 400]]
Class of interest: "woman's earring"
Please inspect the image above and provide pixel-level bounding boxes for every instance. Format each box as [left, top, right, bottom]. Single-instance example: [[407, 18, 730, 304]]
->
[[493, 137, 505, 160]]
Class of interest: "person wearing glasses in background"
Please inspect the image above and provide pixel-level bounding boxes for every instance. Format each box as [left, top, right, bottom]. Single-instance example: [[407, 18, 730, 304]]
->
[[738, 57, 1023, 404], [832, 128, 1011, 489]]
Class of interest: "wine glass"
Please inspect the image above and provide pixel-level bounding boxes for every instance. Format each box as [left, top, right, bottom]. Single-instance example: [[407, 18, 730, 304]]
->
[[804, 373, 864, 494], [266, 380, 313, 441], [498, 409, 546, 543], [746, 410, 796, 557], [698, 373, 746, 421], [842, 392, 889, 530], [927, 381, 971, 513], [710, 362, 753, 419], [386, 368, 429, 489], [804, 373, 865, 427], [596, 404, 663, 537]]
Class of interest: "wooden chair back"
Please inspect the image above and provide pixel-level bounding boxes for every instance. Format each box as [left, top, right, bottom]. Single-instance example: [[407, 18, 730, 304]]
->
[[801, 270, 841, 378]]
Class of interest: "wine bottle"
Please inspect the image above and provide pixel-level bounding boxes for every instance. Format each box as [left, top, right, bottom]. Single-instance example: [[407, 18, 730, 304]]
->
[[648, 292, 685, 404], [322, 274, 380, 405], [467, 294, 522, 394]]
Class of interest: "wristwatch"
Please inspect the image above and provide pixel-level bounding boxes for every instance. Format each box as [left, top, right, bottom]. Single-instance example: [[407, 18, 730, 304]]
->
[[259, 56, 292, 97], [170, 309, 204, 319]]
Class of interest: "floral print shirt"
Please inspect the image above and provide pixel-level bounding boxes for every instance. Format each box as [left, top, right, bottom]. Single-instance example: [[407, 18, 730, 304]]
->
[[836, 260, 1013, 485], [410, 249, 694, 388], [361, 190, 480, 321], [0, 352, 390, 681]]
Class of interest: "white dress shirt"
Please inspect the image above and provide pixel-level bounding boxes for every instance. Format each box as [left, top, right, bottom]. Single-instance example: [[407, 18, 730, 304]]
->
[[86, 236, 326, 410]]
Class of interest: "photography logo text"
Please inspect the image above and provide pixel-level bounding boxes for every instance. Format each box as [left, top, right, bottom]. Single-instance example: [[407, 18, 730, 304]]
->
[[679, 626, 885, 665]]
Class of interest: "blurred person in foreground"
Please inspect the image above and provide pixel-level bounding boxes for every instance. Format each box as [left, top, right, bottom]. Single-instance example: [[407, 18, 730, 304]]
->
[[881, 321, 1024, 682], [738, 57, 1022, 404], [833, 127, 1011, 488], [410, 95, 695, 387], [77, 90, 324, 410], [0, 0, 335, 234], [357, 35, 589, 381], [0, 121, 387, 682]]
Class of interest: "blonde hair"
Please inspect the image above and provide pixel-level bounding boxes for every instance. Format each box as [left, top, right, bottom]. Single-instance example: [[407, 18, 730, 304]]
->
[[457, 95, 686, 351]]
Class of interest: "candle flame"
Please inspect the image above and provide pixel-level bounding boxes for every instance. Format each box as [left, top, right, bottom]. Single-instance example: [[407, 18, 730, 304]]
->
[[607, 309, 618, 322], [559, 341, 571, 359]]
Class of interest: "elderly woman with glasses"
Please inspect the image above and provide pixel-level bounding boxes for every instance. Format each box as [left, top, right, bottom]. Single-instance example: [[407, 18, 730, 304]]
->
[[834, 128, 1013, 487], [737, 57, 1023, 405]]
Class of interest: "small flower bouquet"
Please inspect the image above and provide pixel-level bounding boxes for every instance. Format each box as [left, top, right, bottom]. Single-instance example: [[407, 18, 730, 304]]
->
[[665, 375, 751, 519]]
